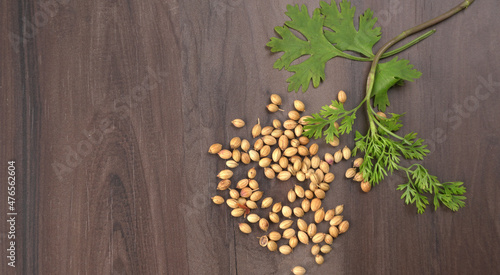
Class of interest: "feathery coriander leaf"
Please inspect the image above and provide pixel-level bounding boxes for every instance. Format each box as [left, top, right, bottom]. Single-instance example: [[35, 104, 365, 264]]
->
[[266, 4, 343, 92], [377, 113, 404, 135], [303, 100, 355, 143], [320, 0, 381, 57], [373, 58, 422, 111]]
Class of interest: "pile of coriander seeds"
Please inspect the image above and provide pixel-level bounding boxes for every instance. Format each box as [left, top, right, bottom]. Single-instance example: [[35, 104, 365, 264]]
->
[[209, 93, 357, 274]]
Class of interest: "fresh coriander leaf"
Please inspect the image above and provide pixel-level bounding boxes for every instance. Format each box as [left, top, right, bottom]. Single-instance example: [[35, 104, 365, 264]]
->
[[266, 4, 344, 92], [372, 58, 422, 111], [320, 0, 381, 57], [377, 113, 404, 135]]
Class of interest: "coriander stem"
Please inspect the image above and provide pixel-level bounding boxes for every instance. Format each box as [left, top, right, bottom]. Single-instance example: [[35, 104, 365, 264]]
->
[[365, 0, 474, 134]]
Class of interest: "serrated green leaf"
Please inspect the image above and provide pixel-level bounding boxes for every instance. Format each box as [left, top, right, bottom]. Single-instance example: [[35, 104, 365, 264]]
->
[[372, 57, 422, 111], [320, 0, 381, 57], [266, 4, 343, 92]]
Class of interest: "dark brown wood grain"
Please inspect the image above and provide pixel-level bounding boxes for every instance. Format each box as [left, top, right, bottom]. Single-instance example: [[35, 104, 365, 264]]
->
[[1, 0, 499, 274]]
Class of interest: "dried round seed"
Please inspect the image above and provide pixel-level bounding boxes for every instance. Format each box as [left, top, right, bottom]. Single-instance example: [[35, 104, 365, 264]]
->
[[272, 202, 282, 213], [259, 158, 272, 168], [261, 126, 274, 136], [259, 218, 269, 232], [236, 179, 249, 189], [288, 189, 297, 203], [325, 209, 335, 221], [311, 156, 320, 169], [241, 153, 251, 164], [249, 150, 260, 162], [299, 115, 312, 125], [262, 135, 277, 146], [307, 223, 317, 238], [309, 143, 319, 156], [334, 150, 343, 163], [297, 146, 309, 156], [267, 103, 280, 112], [305, 190, 314, 199], [315, 254, 324, 265], [282, 206, 292, 218], [318, 183, 330, 192], [353, 157, 364, 168], [229, 189, 239, 199], [292, 266, 306, 275], [230, 137, 241, 149], [297, 230, 309, 245], [311, 244, 320, 256], [296, 171, 306, 182], [353, 172, 364, 182], [342, 146, 351, 160], [247, 214, 260, 223], [240, 187, 252, 198], [259, 235, 269, 247], [320, 244, 332, 254], [329, 226, 339, 238], [361, 181, 371, 192], [250, 191, 263, 201], [273, 119, 282, 129], [284, 129, 295, 139], [294, 125, 303, 137], [217, 179, 231, 191], [269, 231, 281, 241], [293, 207, 305, 218], [311, 198, 321, 212], [314, 189, 325, 199], [231, 119, 245, 128], [239, 223, 252, 234], [330, 215, 343, 226], [280, 219, 294, 230], [335, 204, 344, 215], [252, 120, 262, 138], [217, 169, 233, 179], [232, 149, 241, 162], [271, 164, 282, 173], [297, 218, 308, 232], [247, 167, 256, 179], [279, 245, 292, 255], [237, 197, 246, 205], [324, 233, 333, 245], [338, 90, 347, 103], [231, 208, 245, 217], [208, 143, 223, 154], [377, 111, 387, 119], [218, 149, 232, 160], [271, 129, 283, 138], [261, 197, 273, 209], [226, 199, 238, 209], [270, 94, 282, 105], [329, 136, 340, 147], [294, 100, 305, 112], [212, 196, 224, 205], [283, 120, 298, 130], [283, 228, 296, 239], [314, 208, 325, 223], [324, 173, 335, 183], [324, 153, 334, 165], [283, 147, 298, 157], [267, 240, 277, 252], [345, 168, 356, 178], [288, 110, 300, 121], [270, 213, 280, 224], [241, 139, 250, 152], [339, 220, 349, 234], [277, 171, 292, 181], [246, 200, 258, 209], [301, 198, 311, 212], [320, 161, 329, 174], [260, 145, 271, 157], [312, 232, 326, 243]]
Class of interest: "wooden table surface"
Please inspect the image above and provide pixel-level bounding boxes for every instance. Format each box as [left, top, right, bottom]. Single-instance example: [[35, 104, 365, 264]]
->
[[2, 0, 499, 274]]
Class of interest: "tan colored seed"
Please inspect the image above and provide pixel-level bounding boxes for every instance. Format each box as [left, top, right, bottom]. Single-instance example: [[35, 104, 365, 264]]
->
[[284, 129, 295, 139], [269, 231, 281, 241], [212, 196, 224, 205], [262, 135, 277, 146], [254, 139, 264, 151], [299, 136, 309, 145], [289, 236, 298, 249], [241, 153, 251, 164], [329, 226, 339, 238], [252, 120, 262, 138], [311, 244, 320, 256], [270, 94, 282, 105], [377, 111, 387, 119], [312, 232, 326, 243], [229, 189, 239, 199], [305, 190, 314, 199], [324, 234, 333, 245], [334, 150, 343, 163], [217, 169, 233, 179], [320, 162, 329, 174], [208, 143, 223, 154], [324, 153, 334, 165], [246, 200, 258, 209], [231, 208, 245, 217], [297, 230, 309, 245], [278, 135, 288, 151], [325, 209, 335, 221], [284, 120, 298, 130], [241, 139, 250, 152], [230, 137, 241, 149], [309, 144, 319, 156], [307, 223, 317, 238], [353, 157, 364, 168], [226, 199, 239, 209], [239, 223, 252, 234], [294, 100, 305, 112], [250, 191, 263, 201], [286, 189, 296, 203], [318, 183, 330, 192], [338, 90, 347, 103], [259, 218, 269, 232], [361, 181, 371, 192], [339, 220, 349, 234], [297, 146, 309, 156], [279, 245, 292, 255], [311, 198, 321, 212], [315, 254, 324, 265], [335, 204, 344, 215], [263, 168, 274, 179], [296, 171, 306, 182], [237, 197, 247, 205], [267, 103, 280, 113], [261, 197, 273, 209], [311, 156, 320, 169], [236, 179, 249, 189], [272, 202, 282, 213], [293, 207, 305, 218], [299, 115, 312, 125], [271, 164, 282, 173], [297, 218, 308, 232], [271, 129, 283, 138], [314, 189, 326, 199], [277, 171, 292, 181], [248, 179, 259, 190], [247, 214, 260, 223], [283, 228, 296, 239], [259, 158, 272, 168], [273, 119, 282, 129], [324, 173, 335, 183], [282, 206, 292, 218], [345, 168, 356, 178], [260, 145, 271, 157], [240, 187, 252, 198], [320, 244, 332, 254], [249, 150, 260, 162], [294, 125, 303, 137], [314, 208, 325, 223], [269, 212, 280, 223], [231, 119, 245, 128], [294, 185, 305, 198], [279, 219, 294, 230], [301, 198, 311, 212], [290, 139, 300, 148], [261, 126, 273, 136], [353, 172, 364, 182], [232, 149, 241, 162], [217, 179, 231, 191], [267, 240, 277, 251], [271, 149, 281, 163], [288, 110, 300, 121], [292, 266, 306, 275], [330, 215, 343, 226], [329, 136, 340, 147], [342, 146, 351, 160], [218, 149, 232, 160]]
